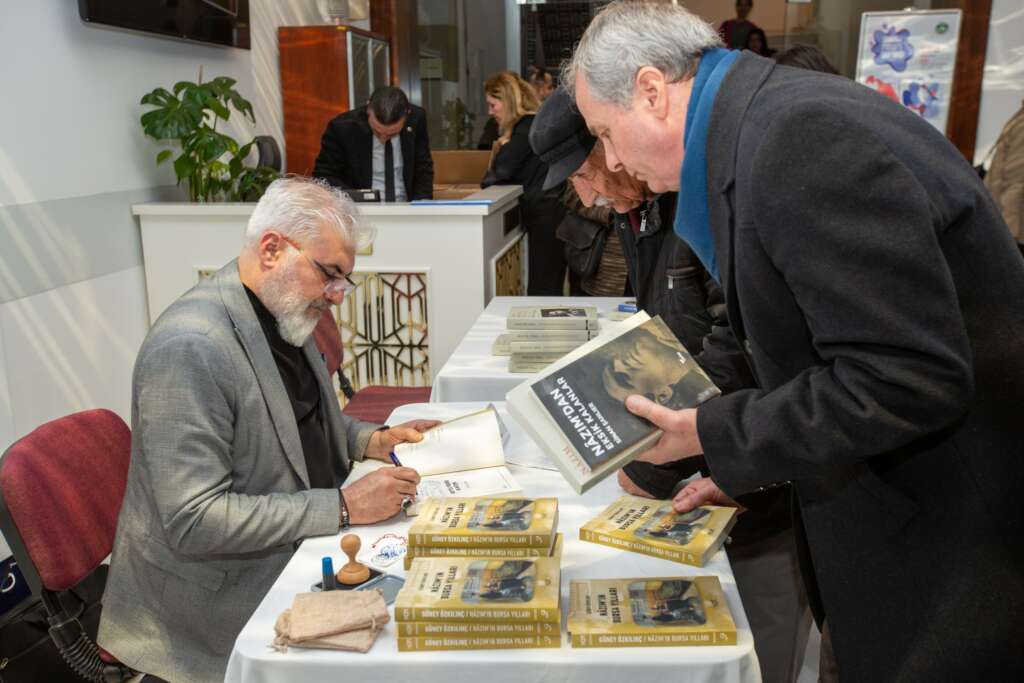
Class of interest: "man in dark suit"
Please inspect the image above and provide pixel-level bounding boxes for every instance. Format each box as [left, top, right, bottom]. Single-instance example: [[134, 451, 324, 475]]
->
[[569, 3, 1024, 682], [314, 86, 433, 201]]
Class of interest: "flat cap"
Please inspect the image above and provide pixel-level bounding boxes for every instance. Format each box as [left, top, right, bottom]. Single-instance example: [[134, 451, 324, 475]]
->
[[529, 87, 597, 191]]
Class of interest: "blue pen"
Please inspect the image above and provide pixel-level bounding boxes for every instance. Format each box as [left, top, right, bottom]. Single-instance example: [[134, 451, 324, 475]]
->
[[389, 451, 402, 467], [322, 557, 337, 591]]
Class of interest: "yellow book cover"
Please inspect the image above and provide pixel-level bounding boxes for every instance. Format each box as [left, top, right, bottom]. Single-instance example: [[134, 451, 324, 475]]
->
[[396, 557, 561, 623], [579, 496, 736, 567], [397, 634, 561, 651], [403, 532, 563, 570], [397, 620, 560, 637], [567, 576, 737, 647], [408, 497, 558, 548]]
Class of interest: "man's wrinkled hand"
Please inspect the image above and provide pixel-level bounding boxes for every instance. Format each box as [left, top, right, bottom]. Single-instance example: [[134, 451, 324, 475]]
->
[[365, 419, 442, 461], [625, 395, 703, 465], [672, 477, 743, 514], [342, 467, 421, 524]]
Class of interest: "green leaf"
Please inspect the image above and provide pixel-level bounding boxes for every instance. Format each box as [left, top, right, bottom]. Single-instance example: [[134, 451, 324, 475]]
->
[[225, 90, 255, 122], [140, 87, 174, 107], [172, 80, 197, 95], [204, 96, 230, 120], [155, 149, 173, 165], [173, 154, 196, 181]]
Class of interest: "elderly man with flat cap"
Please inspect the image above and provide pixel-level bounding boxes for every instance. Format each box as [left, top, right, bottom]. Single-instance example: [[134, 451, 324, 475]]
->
[[530, 87, 810, 683]]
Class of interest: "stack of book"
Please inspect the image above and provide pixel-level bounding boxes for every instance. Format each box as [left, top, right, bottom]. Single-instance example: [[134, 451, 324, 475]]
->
[[492, 305, 600, 373], [567, 576, 737, 647], [404, 497, 560, 569], [396, 497, 562, 652]]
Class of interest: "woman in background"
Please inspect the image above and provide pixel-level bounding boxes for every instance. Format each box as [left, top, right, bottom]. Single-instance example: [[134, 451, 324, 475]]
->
[[481, 71, 567, 295], [744, 27, 774, 57]]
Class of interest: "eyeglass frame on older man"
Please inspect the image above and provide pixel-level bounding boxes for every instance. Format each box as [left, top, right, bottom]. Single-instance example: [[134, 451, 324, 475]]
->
[[279, 234, 359, 297]]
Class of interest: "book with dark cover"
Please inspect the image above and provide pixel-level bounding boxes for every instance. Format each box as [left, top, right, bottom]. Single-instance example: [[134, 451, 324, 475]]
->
[[507, 313, 719, 493]]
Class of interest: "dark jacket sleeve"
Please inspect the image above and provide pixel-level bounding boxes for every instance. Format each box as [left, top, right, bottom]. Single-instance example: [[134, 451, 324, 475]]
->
[[699, 104, 974, 496], [482, 118, 534, 187], [312, 118, 354, 190], [410, 107, 434, 200], [694, 281, 756, 394]]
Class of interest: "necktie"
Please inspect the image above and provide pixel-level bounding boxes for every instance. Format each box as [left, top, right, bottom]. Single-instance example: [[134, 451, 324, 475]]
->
[[384, 138, 396, 202]]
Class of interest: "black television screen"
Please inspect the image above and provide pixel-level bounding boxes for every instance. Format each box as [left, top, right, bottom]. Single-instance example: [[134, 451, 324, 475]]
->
[[78, 0, 250, 50]]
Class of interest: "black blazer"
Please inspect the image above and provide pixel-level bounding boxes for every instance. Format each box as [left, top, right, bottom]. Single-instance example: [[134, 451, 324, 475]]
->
[[481, 115, 559, 201], [313, 105, 433, 200], [696, 53, 1024, 681]]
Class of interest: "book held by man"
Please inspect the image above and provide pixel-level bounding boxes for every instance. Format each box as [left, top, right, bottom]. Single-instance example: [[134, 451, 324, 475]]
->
[[506, 312, 720, 493], [391, 407, 522, 515], [567, 576, 736, 647], [579, 496, 737, 567]]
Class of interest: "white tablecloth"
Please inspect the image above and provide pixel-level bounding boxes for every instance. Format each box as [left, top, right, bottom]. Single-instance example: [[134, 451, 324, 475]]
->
[[430, 296, 631, 403], [225, 402, 761, 683]]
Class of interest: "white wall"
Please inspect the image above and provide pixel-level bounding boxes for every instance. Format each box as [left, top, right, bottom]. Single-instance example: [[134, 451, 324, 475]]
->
[[0, 0, 331, 563], [0, 3, 254, 209], [974, 0, 1024, 165]]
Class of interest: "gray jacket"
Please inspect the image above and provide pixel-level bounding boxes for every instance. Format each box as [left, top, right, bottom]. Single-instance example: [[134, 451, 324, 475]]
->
[[98, 261, 379, 683]]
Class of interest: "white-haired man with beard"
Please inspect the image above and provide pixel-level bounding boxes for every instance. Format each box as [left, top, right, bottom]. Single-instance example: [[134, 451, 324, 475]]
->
[[99, 177, 439, 683]]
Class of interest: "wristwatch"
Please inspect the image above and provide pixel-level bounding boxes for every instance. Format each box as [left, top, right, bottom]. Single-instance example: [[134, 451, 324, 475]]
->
[[338, 489, 351, 529]]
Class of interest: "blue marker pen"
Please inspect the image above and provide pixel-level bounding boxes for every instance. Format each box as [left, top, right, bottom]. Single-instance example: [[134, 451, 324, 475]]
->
[[322, 557, 337, 591], [389, 451, 402, 467]]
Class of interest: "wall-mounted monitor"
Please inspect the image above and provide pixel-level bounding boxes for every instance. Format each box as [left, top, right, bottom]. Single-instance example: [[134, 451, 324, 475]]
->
[[78, 0, 250, 50]]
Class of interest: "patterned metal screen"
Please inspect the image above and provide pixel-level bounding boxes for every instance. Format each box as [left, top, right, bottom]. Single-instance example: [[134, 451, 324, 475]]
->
[[335, 271, 430, 392]]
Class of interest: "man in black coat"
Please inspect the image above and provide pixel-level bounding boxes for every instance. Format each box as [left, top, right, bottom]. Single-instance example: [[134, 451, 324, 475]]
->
[[530, 86, 805, 683], [569, 3, 1024, 681], [313, 86, 433, 201]]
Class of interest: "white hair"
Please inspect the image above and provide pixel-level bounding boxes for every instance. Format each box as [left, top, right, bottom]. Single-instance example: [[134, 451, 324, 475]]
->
[[563, 1, 722, 108], [245, 176, 363, 249]]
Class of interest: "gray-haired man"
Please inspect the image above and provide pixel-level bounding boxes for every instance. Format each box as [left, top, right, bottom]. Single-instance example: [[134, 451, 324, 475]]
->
[[99, 178, 439, 682], [568, 2, 1024, 681]]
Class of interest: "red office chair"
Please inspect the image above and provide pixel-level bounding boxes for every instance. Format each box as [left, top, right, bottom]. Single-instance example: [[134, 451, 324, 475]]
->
[[0, 409, 135, 682], [314, 310, 432, 424]]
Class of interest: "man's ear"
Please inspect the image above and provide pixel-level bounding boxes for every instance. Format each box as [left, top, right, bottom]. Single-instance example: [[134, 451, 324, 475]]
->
[[635, 67, 669, 121], [258, 231, 285, 268]]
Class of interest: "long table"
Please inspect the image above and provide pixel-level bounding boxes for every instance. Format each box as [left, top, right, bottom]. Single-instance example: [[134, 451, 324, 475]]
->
[[430, 296, 630, 403], [225, 402, 761, 683]]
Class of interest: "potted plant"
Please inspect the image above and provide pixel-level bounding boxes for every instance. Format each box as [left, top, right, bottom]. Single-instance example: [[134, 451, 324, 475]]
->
[[140, 76, 279, 202]]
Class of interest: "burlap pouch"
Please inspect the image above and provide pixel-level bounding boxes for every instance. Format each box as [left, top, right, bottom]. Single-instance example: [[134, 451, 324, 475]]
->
[[272, 589, 389, 653]]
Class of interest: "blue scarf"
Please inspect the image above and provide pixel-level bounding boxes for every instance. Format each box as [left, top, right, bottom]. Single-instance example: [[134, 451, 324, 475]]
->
[[674, 48, 739, 283]]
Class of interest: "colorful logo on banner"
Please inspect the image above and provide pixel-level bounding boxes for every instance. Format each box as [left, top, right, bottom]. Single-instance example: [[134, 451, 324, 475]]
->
[[902, 81, 942, 119], [872, 25, 914, 72]]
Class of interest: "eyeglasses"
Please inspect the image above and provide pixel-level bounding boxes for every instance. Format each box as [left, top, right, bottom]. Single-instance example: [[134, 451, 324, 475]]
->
[[280, 236, 358, 297]]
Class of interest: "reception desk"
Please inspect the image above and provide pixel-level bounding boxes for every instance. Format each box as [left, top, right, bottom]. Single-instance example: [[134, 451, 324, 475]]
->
[[133, 185, 524, 392]]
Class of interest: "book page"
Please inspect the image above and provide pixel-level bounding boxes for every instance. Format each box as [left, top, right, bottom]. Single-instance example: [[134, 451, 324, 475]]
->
[[407, 466, 522, 516], [393, 407, 505, 476]]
